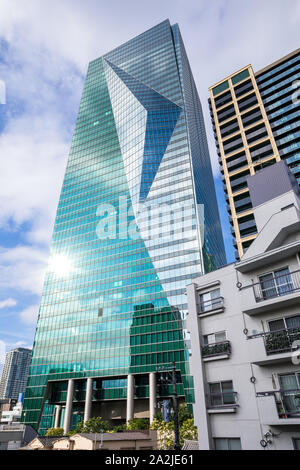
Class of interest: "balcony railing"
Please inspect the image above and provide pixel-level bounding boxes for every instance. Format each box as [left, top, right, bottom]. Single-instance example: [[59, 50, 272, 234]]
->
[[202, 340, 231, 358], [206, 391, 238, 409], [199, 297, 224, 314], [250, 269, 300, 302], [264, 327, 300, 355], [257, 389, 300, 419]]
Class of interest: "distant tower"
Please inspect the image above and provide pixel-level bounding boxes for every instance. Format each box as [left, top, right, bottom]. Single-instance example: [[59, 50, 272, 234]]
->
[[0, 348, 32, 401]]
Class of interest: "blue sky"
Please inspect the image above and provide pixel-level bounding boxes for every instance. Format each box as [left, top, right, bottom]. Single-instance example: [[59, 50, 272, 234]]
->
[[0, 0, 299, 356]]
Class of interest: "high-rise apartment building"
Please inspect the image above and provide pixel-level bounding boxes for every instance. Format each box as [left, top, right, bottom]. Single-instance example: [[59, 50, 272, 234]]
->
[[22, 20, 225, 434], [0, 348, 32, 401], [209, 48, 300, 259]]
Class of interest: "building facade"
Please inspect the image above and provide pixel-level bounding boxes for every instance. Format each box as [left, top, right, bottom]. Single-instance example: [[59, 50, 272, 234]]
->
[[0, 423, 37, 451], [21, 431, 157, 451], [0, 348, 32, 402], [209, 48, 300, 259], [187, 162, 300, 450], [22, 20, 225, 434]]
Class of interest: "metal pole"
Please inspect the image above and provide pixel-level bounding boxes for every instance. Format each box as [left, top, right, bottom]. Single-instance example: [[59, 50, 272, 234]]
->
[[100, 429, 104, 450], [172, 362, 180, 450]]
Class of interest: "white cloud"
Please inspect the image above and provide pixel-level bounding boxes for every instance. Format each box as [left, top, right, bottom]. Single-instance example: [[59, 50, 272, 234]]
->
[[19, 304, 39, 325], [0, 114, 70, 243], [14, 340, 27, 347], [0, 245, 48, 296], [0, 298, 17, 309], [3, 340, 32, 350]]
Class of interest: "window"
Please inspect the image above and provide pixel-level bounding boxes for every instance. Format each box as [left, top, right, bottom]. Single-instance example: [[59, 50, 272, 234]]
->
[[269, 315, 300, 332], [208, 380, 235, 406], [293, 438, 300, 450], [212, 80, 229, 96], [259, 268, 294, 299], [200, 288, 222, 313], [231, 68, 250, 85], [214, 438, 242, 450], [203, 331, 226, 345], [279, 373, 300, 416]]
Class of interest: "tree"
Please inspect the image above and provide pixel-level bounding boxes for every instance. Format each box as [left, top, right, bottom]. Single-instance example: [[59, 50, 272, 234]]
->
[[110, 424, 127, 433], [45, 427, 64, 437], [68, 417, 112, 435], [180, 418, 198, 443], [126, 418, 149, 430], [150, 404, 197, 449], [178, 403, 193, 425], [150, 418, 174, 450]]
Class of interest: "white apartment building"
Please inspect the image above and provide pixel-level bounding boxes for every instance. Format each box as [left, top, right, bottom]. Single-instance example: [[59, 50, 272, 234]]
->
[[187, 161, 300, 450]]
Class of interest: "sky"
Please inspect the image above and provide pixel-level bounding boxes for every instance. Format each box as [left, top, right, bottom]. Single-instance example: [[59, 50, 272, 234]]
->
[[0, 0, 299, 357]]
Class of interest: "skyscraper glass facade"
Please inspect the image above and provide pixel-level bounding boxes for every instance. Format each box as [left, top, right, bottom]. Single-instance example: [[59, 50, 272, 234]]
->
[[22, 20, 225, 433]]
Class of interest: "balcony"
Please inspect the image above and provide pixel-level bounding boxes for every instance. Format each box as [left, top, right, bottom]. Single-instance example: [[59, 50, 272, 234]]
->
[[241, 269, 300, 315], [247, 327, 300, 366], [254, 270, 299, 301], [206, 391, 238, 414], [265, 327, 300, 355], [201, 340, 231, 362], [257, 390, 300, 426], [198, 297, 224, 317]]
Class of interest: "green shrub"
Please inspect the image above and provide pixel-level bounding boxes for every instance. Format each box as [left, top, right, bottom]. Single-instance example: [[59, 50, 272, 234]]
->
[[70, 417, 112, 435], [126, 418, 149, 430], [45, 427, 64, 437]]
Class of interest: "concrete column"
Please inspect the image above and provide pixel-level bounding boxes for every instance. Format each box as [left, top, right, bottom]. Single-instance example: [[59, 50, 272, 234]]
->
[[63, 379, 74, 434], [84, 377, 93, 423], [126, 374, 134, 423], [149, 372, 156, 424], [54, 405, 62, 429]]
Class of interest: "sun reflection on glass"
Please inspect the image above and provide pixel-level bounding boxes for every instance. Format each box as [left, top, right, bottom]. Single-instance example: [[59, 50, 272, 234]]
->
[[49, 254, 73, 277]]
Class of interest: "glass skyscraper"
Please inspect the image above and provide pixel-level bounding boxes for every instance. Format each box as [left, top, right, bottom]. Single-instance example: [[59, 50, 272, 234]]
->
[[22, 20, 225, 434]]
